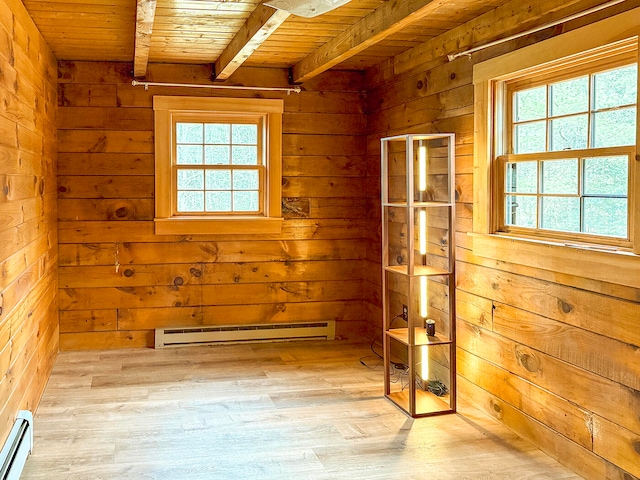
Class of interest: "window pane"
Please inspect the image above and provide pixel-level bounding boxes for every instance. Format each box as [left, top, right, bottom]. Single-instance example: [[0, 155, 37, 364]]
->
[[176, 145, 203, 165], [541, 197, 580, 232], [232, 124, 258, 145], [592, 107, 636, 147], [231, 146, 258, 165], [593, 64, 637, 110], [233, 170, 259, 190], [514, 86, 546, 122], [206, 191, 232, 212], [583, 197, 627, 238], [541, 159, 578, 194], [550, 76, 589, 117], [514, 121, 546, 154], [506, 161, 537, 194], [505, 195, 537, 228], [233, 191, 259, 211], [206, 170, 231, 190], [205, 124, 230, 144], [177, 169, 204, 190], [583, 156, 628, 196], [205, 146, 230, 165], [176, 123, 203, 144], [549, 115, 588, 151], [177, 191, 204, 212]]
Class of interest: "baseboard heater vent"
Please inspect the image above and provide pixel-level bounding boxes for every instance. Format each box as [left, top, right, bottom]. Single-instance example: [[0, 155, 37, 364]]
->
[[155, 321, 336, 348], [0, 410, 33, 480]]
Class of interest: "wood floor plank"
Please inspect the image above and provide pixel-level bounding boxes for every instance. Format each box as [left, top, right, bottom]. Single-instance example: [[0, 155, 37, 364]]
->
[[23, 341, 583, 480]]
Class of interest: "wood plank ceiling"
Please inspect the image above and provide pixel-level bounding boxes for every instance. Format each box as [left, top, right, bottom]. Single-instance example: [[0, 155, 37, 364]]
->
[[22, 0, 510, 82]]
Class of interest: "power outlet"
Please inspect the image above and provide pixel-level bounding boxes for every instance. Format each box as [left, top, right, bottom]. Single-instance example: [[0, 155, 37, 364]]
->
[[402, 305, 408, 320]]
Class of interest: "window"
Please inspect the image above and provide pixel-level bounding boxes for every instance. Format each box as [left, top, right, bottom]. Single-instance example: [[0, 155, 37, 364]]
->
[[496, 59, 637, 244], [473, 13, 640, 252], [153, 97, 284, 235], [175, 121, 262, 215]]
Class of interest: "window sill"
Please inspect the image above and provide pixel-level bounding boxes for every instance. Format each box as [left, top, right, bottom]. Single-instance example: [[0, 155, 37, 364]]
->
[[155, 217, 284, 235], [469, 232, 640, 289]]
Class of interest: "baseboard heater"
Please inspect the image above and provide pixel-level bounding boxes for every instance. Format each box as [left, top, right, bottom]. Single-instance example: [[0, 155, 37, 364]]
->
[[155, 321, 336, 348], [0, 411, 33, 480]]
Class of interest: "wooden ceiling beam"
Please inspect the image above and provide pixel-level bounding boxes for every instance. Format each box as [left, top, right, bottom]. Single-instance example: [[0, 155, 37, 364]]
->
[[213, 6, 290, 81], [133, 0, 158, 78], [291, 0, 449, 84]]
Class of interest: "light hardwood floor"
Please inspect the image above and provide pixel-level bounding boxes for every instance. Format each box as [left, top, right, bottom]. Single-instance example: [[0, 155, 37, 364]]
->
[[23, 340, 582, 479]]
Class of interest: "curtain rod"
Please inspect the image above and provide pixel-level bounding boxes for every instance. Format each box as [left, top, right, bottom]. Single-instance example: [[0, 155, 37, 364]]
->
[[447, 0, 628, 61], [131, 80, 302, 94]]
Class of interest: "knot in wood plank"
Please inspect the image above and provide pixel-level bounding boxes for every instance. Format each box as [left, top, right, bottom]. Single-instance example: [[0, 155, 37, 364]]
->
[[198, 243, 218, 260], [115, 287, 135, 294], [115, 207, 129, 218], [89, 135, 108, 153], [515, 346, 542, 374], [557, 298, 574, 314]]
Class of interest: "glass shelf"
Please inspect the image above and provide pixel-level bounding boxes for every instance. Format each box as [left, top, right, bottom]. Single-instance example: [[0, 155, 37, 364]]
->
[[387, 327, 451, 346], [384, 265, 451, 276]]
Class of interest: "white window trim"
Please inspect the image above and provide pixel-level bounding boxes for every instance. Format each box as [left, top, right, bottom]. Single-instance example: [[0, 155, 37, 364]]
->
[[472, 7, 640, 289], [153, 96, 284, 235]]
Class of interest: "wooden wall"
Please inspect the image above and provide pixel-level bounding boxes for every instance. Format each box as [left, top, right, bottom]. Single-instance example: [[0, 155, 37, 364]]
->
[[0, 0, 58, 443], [365, 4, 640, 480], [56, 62, 371, 349]]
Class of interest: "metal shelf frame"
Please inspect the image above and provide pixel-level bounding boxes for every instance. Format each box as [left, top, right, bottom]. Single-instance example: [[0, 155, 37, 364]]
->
[[381, 133, 457, 418]]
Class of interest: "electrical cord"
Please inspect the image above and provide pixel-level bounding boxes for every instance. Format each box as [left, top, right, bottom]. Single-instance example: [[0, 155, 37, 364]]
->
[[359, 313, 407, 369], [415, 376, 449, 397], [389, 363, 408, 385], [359, 356, 382, 369]]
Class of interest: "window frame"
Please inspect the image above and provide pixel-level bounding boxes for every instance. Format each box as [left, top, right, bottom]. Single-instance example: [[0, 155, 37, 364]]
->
[[492, 51, 637, 246], [153, 96, 284, 235], [473, 9, 640, 254], [469, 8, 640, 288], [172, 112, 266, 217], [491, 44, 637, 247], [494, 149, 634, 245], [504, 53, 638, 155]]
